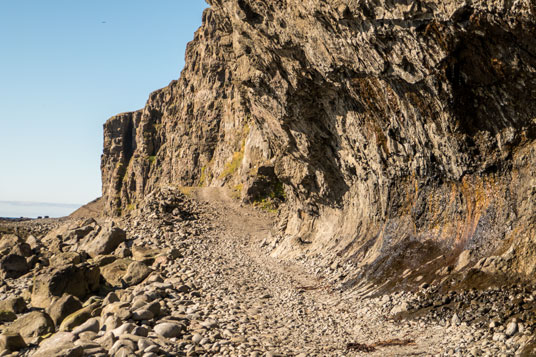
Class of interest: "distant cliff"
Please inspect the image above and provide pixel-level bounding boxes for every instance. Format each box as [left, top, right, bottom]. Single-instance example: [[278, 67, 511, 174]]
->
[[101, 0, 536, 281]]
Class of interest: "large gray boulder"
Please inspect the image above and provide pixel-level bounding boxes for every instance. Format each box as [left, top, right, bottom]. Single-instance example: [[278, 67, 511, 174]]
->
[[5, 311, 54, 344], [0, 333, 26, 352], [46, 294, 83, 326], [100, 258, 132, 288], [31, 263, 100, 308], [0, 297, 27, 314], [41, 220, 99, 254], [32, 333, 83, 357], [0, 254, 29, 279], [80, 222, 126, 258], [49, 251, 84, 267], [122, 261, 151, 286], [0, 234, 21, 255]]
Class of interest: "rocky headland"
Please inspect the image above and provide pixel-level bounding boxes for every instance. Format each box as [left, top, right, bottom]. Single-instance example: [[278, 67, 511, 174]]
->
[[2, 0, 536, 356]]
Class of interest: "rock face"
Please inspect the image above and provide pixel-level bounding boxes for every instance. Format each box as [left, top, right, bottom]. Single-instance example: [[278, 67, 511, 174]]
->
[[101, 1, 536, 278]]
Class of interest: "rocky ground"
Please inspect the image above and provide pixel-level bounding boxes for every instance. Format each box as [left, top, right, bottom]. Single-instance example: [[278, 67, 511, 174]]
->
[[0, 187, 535, 356]]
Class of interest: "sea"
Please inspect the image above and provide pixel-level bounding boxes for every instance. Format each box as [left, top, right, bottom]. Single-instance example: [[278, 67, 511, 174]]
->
[[0, 201, 81, 219]]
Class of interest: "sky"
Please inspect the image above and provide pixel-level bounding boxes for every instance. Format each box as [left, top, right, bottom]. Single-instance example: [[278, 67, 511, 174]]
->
[[0, 0, 208, 210]]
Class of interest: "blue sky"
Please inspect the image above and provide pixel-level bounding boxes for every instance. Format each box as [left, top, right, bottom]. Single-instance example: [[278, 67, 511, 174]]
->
[[0, 0, 207, 206]]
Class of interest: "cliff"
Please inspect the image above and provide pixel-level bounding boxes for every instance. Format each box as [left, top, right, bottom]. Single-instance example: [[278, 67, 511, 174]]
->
[[101, 0, 536, 283]]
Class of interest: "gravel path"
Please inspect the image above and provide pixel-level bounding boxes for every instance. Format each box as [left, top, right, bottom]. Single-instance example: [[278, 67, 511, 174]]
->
[[126, 187, 496, 356], [2, 187, 524, 356]]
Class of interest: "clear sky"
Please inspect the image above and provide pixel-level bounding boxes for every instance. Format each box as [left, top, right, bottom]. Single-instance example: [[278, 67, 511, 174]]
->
[[0, 0, 208, 206]]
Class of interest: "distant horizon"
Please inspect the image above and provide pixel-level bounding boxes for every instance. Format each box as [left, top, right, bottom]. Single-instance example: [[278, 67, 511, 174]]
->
[[0, 200, 83, 218], [0, 200, 85, 207]]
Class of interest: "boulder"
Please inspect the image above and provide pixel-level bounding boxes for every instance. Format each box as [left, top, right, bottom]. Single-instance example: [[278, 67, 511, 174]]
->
[[122, 261, 151, 286], [0, 311, 17, 323], [93, 254, 117, 267], [36, 331, 75, 350], [131, 245, 159, 264], [42, 222, 98, 254], [49, 252, 84, 267], [143, 301, 161, 317], [0, 297, 26, 314], [132, 309, 153, 321], [80, 222, 126, 258], [505, 321, 518, 336], [0, 254, 29, 278], [100, 259, 132, 287], [5, 311, 55, 343], [59, 303, 101, 332], [114, 242, 131, 258], [31, 263, 100, 308], [10, 243, 32, 257], [71, 317, 99, 335], [454, 250, 473, 272], [101, 302, 132, 321], [32, 343, 84, 357], [0, 333, 26, 352], [82, 295, 102, 307], [46, 294, 83, 326], [41, 225, 74, 253], [0, 234, 21, 254], [25, 234, 40, 250], [70, 224, 96, 240]]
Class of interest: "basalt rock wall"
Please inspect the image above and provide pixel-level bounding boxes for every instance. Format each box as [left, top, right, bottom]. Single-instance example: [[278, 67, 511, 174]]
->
[[101, 0, 536, 281]]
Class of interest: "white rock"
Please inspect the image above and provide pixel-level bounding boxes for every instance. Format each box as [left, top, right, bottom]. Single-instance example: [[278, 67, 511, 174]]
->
[[111, 323, 135, 337], [390, 302, 408, 315], [505, 322, 518, 337], [493, 332, 506, 342], [451, 313, 461, 326], [455, 250, 473, 271], [154, 323, 183, 338]]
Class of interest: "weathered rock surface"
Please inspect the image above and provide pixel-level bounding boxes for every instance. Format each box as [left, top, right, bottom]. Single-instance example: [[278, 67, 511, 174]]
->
[[31, 263, 100, 308], [49, 251, 83, 267], [100, 258, 132, 288], [131, 245, 159, 264], [0, 234, 22, 254], [100, 0, 536, 285], [0, 254, 29, 279], [32, 342, 83, 357], [122, 261, 151, 286], [0, 333, 26, 352], [46, 294, 83, 326], [80, 221, 126, 258], [5, 311, 54, 343], [59, 303, 100, 332], [0, 297, 26, 314]]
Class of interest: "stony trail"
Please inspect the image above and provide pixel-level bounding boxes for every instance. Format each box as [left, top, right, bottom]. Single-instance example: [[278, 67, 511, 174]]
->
[[0, 187, 524, 356], [154, 187, 482, 356]]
